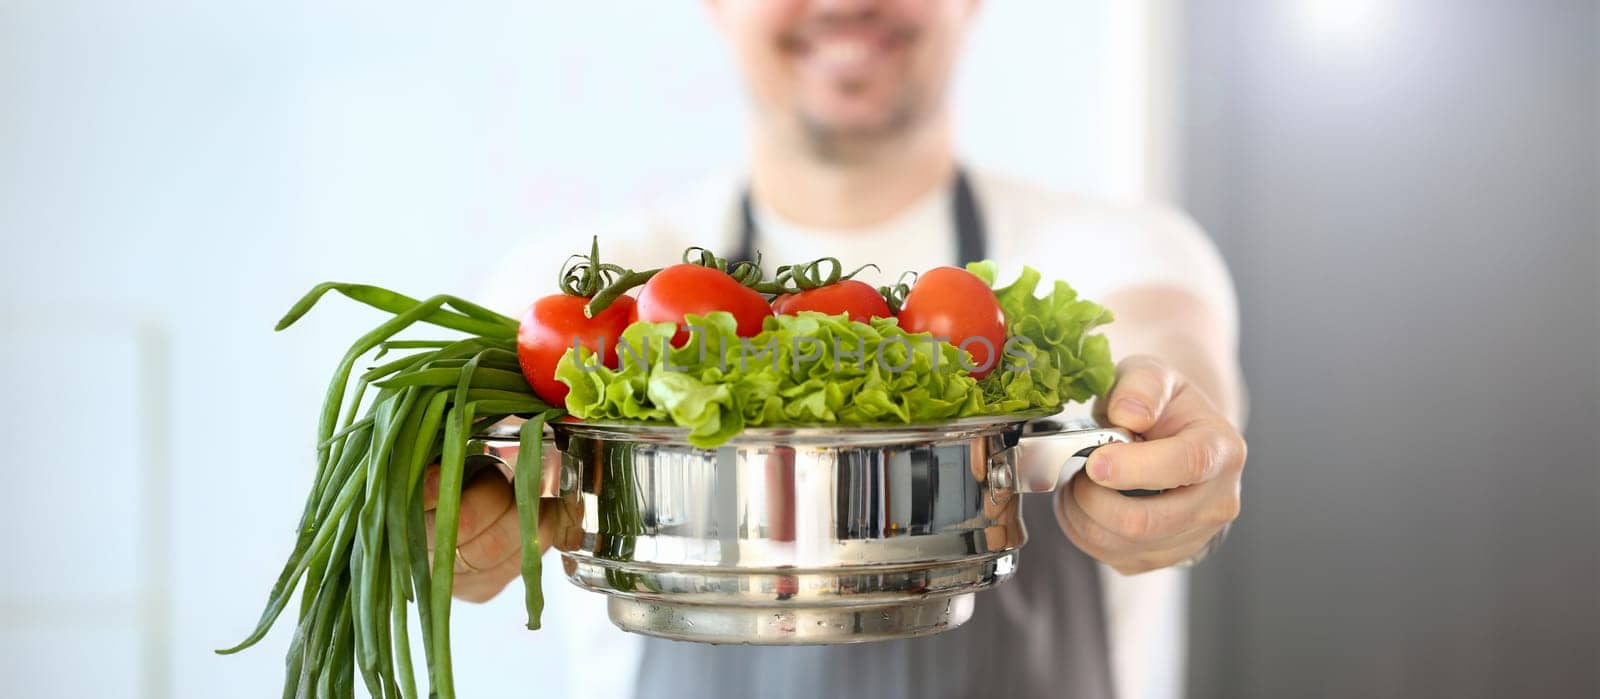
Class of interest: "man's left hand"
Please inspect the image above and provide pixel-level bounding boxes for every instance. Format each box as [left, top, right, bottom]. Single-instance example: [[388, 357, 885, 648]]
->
[[1057, 355, 1247, 575]]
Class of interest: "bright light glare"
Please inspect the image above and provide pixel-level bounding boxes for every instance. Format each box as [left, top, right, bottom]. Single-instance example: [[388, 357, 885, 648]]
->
[[1298, 0, 1389, 50]]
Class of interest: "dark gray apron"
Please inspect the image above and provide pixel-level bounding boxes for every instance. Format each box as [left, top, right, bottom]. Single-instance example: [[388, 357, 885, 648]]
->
[[633, 170, 1116, 699]]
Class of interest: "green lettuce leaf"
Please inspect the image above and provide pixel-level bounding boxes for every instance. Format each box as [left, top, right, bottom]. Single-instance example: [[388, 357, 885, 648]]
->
[[968, 261, 1116, 405], [554, 263, 1115, 448]]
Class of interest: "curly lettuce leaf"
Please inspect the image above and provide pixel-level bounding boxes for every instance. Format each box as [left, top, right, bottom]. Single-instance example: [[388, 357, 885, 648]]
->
[[555, 263, 1115, 448], [557, 311, 993, 447], [968, 261, 1116, 406]]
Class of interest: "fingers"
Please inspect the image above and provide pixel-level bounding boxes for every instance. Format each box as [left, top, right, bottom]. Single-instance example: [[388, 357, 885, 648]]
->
[[425, 468, 513, 551], [454, 500, 521, 573], [1057, 471, 1238, 575], [421, 456, 585, 603], [421, 458, 516, 512], [1059, 502, 1213, 576], [1085, 420, 1237, 491], [453, 551, 521, 604], [1067, 356, 1247, 573], [441, 495, 583, 603], [1086, 386, 1245, 491], [1099, 355, 1178, 434], [1069, 470, 1239, 543], [421, 465, 441, 511], [1063, 478, 1200, 547]]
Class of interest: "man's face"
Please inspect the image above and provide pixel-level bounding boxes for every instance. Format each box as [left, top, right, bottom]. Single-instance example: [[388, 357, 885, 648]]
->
[[710, 0, 976, 156]]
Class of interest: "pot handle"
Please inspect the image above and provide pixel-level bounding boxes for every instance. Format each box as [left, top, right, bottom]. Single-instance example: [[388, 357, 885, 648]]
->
[[465, 433, 569, 499], [1007, 415, 1158, 497]]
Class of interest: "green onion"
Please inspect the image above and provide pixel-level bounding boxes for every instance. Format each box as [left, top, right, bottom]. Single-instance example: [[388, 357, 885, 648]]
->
[[221, 283, 560, 698]]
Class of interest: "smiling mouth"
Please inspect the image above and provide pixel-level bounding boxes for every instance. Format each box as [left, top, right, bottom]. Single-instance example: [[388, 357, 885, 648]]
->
[[780, 19, 916, 81]]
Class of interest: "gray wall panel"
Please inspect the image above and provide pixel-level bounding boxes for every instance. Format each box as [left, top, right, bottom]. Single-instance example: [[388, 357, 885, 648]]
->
[[1179, 2, 1599, 697]]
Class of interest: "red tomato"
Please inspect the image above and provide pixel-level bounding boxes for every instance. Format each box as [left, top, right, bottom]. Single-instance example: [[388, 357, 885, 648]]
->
[[896, 266, 1007, 378], [771, 279, 893, 321], [634, 264, 774, 344], [517, 294, 636, 405]]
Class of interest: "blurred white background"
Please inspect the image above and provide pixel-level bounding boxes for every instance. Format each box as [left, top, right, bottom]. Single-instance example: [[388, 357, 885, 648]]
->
[[10, 3, 1593, 698], [0, 2, 1150, 696]]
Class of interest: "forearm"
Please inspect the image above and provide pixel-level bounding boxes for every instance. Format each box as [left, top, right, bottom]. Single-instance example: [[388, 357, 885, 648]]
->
[[1099, 286, 1246, 427], [1054, 286, 1249, 575]]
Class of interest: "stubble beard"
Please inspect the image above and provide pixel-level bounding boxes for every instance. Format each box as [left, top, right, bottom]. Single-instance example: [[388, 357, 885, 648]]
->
[[795, 83, 926, 165]]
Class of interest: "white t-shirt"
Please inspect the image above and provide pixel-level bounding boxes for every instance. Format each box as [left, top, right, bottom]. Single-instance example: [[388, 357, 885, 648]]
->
[[485, 167, 1239, 699]]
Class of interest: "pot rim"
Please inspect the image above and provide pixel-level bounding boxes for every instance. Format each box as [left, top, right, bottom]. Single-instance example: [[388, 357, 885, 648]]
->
[[478, 408, 1064, 446]]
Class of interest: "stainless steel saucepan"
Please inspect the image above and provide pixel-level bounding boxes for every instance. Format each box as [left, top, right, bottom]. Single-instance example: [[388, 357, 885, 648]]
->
[[471, 411, 1130, 645]]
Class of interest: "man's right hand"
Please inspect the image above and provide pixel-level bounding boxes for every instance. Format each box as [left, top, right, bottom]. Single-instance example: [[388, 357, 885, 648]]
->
[[421, 464, 583, 603]]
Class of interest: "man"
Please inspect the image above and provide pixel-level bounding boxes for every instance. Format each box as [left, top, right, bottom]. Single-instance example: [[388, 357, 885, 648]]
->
[[436, 1, 1246, 697]]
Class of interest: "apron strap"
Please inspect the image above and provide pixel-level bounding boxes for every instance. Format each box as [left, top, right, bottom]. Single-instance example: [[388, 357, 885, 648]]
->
[[951, 168, 987, 265], [731, 167, 988, 268]]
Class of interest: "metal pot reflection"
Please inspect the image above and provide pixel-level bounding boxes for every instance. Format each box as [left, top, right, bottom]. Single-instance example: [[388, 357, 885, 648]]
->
[[472, 412, 1129, 645]]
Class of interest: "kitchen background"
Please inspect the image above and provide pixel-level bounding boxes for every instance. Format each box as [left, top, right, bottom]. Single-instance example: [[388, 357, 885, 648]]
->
[[1, 1, 1594, 697]]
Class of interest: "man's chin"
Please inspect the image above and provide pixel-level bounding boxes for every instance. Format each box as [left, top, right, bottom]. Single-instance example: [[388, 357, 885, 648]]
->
[[796, 107, 919, 162]]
